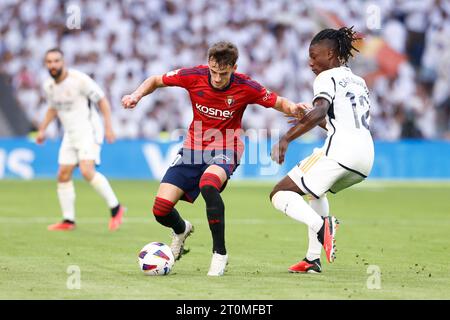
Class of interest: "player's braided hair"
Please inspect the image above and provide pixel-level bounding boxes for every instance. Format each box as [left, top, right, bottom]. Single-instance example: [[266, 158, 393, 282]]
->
[[310, 26, 361, 64]]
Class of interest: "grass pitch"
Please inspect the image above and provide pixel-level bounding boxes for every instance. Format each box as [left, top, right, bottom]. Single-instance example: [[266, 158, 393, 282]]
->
[[0, 180, 449, 300]]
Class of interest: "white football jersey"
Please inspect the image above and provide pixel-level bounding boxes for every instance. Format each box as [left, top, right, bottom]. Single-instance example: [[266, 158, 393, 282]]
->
[[313, 66, 374, 176], [43, 69, 105, 146]]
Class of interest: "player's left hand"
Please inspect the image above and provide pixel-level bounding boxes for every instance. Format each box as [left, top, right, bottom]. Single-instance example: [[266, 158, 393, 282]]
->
[[271, 137, 289, 164], [105, 127, 116, 143]]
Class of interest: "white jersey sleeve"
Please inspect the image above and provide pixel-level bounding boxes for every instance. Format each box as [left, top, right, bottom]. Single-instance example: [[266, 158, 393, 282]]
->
[[78, 72, 105, 103], [313, 71, 336, 105]]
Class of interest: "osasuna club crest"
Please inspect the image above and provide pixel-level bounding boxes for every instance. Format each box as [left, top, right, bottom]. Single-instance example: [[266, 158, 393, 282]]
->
[[226, 96, 234, 107]]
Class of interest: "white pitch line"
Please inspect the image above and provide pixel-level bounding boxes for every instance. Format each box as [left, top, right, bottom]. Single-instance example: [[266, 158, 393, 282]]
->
[[0, 217, 291, 225]]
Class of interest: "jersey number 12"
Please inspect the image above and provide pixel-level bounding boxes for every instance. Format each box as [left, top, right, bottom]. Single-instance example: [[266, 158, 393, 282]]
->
[[346, 92, 370, 130]]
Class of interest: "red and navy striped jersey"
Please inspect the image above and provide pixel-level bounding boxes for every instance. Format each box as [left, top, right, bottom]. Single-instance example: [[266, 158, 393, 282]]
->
[[162, 65, 277, 153]]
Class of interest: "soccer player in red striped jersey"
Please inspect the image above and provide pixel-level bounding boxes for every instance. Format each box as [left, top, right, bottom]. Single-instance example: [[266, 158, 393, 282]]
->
[[122, 41, 303, 276]]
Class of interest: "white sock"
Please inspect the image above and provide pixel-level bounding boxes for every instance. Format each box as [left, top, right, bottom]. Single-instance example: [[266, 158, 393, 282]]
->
[[306, 195, 329, 261], [57, 181, 76, 222], [271, 191, 324, 233], [89, 172, 119, 209]]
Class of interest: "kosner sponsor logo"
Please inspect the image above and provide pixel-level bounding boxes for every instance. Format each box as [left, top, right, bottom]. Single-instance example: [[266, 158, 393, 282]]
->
[[195, 103, 235, 119]]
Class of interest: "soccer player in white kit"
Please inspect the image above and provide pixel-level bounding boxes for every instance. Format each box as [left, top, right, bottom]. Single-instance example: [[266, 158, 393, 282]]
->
[[36, 48, 125, 231], [270, 27, 374, 273]]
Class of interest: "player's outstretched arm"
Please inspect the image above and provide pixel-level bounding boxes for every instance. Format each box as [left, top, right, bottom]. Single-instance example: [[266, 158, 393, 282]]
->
[[271, 98, 329, 164], [273, 96, 309, 118], [97, 97, 115, 143], [286, 106, 327, 130], [36, 107, 57, 144], [121, 75, 166, 109]]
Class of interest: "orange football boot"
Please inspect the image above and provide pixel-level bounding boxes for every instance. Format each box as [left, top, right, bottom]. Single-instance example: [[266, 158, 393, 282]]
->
[[319, 216, 340, 263], [47, 220, 76, 231], [109, 205, 126, 231], [288, 258, 322, 273]]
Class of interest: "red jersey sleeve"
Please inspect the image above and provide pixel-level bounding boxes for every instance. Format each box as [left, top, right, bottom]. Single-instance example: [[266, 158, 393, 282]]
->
[[248, 82, 278, 108], [162, 68, 189, 88], [162, 66, 207, 89]]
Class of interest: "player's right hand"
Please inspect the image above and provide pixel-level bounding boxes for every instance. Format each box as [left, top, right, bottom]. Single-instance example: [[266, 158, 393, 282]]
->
[[35, 130, 45, 145], [121, 94, 140, 109]]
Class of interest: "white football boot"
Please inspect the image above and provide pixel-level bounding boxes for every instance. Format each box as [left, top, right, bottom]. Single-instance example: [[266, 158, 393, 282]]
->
[[207, 252, 228, 276], [170, 220, 194, 260]]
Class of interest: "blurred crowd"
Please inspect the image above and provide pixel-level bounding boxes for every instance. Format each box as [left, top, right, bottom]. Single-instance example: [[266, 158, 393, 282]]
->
[[1, 0, 449, 140]]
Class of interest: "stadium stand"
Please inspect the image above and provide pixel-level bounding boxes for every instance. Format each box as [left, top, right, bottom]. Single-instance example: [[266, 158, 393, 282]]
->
[[0, 0, 449, 140]]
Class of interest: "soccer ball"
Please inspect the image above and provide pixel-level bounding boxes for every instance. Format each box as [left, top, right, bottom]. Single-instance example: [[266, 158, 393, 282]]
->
[[138, 242, 175, 276]]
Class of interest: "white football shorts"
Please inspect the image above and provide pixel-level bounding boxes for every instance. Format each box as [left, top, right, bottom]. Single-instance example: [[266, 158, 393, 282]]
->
[[58, 135, 101, 166], [288, 149, 366, 199]]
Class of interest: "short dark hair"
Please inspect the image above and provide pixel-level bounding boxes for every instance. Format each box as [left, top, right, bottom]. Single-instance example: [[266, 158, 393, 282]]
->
[[45, 48, 64, 57], [207, 41, 238, 68], [310, 26, 361, 64]]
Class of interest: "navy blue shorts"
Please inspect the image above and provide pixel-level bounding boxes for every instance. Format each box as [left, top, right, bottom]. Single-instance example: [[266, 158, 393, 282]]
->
[[161, 148, 240, 203]]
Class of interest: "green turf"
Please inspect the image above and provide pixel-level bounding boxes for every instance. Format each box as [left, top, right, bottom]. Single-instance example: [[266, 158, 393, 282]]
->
[[0, 180, 449, 300]]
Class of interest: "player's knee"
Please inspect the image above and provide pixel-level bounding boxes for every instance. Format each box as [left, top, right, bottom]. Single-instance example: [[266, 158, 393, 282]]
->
[[57, 169, 72, 182], [152, 197, 174, 218], [199, 173, 222, 194], [57, 172, 70, 182], [200, 175, 223, 207], [199, 174, 224, 209], [200, 184, 218, 195], [80, 167, 95, 181]]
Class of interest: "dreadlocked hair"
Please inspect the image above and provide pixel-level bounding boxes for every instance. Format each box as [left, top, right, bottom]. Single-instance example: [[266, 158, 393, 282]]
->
[[310, 26, 361, 65]]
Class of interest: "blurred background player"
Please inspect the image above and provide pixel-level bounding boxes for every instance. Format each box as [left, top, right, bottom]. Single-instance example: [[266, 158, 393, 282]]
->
[[270, 27, 374, 273], [122, 41, 304, 276], [37, 48, 125, 231]]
